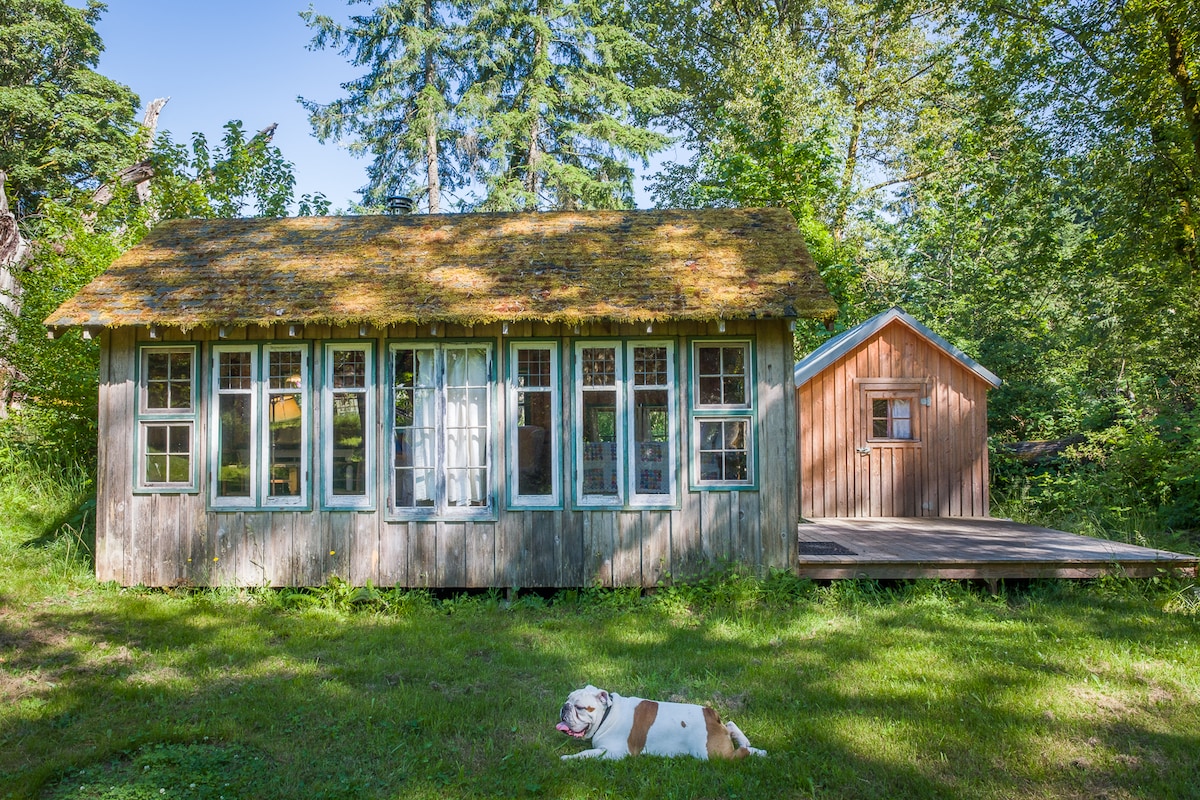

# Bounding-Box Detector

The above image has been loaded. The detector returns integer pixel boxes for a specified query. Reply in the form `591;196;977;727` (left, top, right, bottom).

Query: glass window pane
331;392;367;496
722;376;746;405
219;351;252;391
269;392;303;497
516;390;553;496
517;348;551;388
332;349;366;389
581;348;616;387
146;352;170;382
697;346;720;375
270;350;304;390
217;394;252;497
582;390;618;495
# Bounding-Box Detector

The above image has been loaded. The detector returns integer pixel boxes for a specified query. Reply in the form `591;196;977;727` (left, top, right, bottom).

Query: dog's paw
748;747;767;757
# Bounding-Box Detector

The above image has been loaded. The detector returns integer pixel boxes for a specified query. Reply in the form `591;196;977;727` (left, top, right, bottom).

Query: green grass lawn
3;465;1200;799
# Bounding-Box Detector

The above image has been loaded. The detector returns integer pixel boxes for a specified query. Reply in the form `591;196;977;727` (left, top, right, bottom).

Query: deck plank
798;517;1198;580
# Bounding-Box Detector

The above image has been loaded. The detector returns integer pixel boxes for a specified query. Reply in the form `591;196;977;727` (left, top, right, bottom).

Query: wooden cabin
794;308;1001;519
46;208;836;588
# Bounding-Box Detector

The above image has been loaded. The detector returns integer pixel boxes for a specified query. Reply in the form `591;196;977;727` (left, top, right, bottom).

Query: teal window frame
386;340;496;521
507;340;562;509
208;342;312;510
134;343;200;494
573;339;678;509
322;341;376;510
689;339;757;491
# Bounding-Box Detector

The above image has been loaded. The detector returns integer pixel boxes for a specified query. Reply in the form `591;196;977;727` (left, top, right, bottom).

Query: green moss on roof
45;208;836;330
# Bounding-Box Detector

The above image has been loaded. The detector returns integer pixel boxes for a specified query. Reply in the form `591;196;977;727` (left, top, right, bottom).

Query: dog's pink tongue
556;723;572;734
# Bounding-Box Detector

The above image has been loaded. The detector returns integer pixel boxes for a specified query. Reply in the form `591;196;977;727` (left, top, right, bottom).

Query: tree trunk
424;0;441;214
0;171;29;417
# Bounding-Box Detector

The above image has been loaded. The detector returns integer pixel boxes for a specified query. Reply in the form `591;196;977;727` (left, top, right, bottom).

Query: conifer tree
460;0;674;210
301;0;464;211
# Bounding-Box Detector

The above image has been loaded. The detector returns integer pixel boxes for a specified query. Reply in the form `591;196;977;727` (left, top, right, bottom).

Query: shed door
856;386;922;516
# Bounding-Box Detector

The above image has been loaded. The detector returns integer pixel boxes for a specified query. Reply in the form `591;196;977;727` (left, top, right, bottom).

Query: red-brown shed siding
797;315;995;518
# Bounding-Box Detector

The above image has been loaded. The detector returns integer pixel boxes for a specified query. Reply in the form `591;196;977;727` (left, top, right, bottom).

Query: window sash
324;343;375;508
573;341;676;507
140;421;194;487
694;417;753;486
508;342;561;506
209;343;310;508
136;344;198;491
693;341;751;409
389;342;493;518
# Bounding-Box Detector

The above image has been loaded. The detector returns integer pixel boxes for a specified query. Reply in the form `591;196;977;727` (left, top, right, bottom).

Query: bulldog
556;685;767;760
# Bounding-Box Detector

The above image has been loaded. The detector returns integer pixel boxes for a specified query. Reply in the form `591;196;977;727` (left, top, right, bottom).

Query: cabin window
323;343;375;508
574;341;676;507
389;342;493;518
865;393;918;441
690;340;755;488
136;345;198;492
508;342;561;506
210;343;311;508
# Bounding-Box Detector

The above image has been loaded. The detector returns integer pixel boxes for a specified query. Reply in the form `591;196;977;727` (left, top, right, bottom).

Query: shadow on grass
1;586;1197;799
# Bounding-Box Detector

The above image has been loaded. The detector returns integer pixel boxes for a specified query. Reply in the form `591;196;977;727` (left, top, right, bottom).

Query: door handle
856;446;871;455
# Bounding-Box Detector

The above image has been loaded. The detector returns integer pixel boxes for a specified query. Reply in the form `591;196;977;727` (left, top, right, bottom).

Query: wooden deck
797;517;1199;580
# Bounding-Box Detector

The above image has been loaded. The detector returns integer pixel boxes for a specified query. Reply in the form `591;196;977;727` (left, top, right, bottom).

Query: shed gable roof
45;208;836;331
794;307;1001;388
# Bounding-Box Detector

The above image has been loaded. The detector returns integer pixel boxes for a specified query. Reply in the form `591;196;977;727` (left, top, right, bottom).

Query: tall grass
0;450;96;596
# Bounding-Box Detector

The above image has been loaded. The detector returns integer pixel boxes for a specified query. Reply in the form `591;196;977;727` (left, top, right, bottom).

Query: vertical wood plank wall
95;319;798;587
798;320;991;518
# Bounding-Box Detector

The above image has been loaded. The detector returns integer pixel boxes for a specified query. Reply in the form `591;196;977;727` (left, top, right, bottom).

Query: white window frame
323;342;376;509
573;340;677;508
690;339;756;489
507;341;561;507
388;341;495;519
135;344;199;493
208;343;311;509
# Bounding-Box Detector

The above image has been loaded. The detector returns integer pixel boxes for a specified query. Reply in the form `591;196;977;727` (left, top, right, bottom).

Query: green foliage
150;121;329;219
308;0;678;211
992;406;1200;552
0;0;140;213
0;202;149;463
300;0;467;211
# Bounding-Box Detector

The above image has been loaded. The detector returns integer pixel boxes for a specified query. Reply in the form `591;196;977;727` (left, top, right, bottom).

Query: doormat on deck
799;541;858;556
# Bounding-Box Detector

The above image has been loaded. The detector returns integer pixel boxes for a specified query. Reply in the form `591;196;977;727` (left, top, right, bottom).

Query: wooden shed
795;307;1001;519
46;208;836;588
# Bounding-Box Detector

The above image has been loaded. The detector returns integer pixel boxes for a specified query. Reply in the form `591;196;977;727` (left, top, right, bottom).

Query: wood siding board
615;511;640;587
438;520;466;587
559;510;584;587
530;511;558;588
265;512;290;587
105;328;135;584
380;522;408;587
642;510;669;587
411;521;437;587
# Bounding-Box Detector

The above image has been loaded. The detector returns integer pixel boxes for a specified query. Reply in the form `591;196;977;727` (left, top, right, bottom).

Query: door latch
856;446;871;455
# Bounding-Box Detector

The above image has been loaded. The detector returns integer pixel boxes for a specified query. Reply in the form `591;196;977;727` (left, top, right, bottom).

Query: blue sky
90;1;676;212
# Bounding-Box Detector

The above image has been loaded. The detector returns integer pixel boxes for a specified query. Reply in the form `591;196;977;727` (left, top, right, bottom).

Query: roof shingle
45;208;836;330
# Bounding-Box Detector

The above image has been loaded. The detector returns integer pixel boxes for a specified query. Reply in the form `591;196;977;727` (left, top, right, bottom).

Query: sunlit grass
3;461;1200;799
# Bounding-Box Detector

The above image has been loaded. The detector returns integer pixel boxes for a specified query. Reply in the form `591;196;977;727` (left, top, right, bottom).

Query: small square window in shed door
864;390;920;443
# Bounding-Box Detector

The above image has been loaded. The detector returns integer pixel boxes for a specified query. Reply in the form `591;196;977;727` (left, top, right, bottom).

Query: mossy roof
45;208;836;331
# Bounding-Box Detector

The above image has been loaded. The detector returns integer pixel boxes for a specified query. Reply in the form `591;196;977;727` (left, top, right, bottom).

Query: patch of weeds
42;741;271;800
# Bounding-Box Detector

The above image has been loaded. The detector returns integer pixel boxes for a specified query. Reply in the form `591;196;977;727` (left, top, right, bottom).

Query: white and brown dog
556;685;767;760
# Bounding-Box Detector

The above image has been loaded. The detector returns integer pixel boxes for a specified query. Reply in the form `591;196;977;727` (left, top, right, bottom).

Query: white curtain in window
891;399;912;439
445;348;488;506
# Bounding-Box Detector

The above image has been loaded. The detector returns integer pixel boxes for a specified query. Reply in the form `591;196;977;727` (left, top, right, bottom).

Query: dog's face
556;685;611;739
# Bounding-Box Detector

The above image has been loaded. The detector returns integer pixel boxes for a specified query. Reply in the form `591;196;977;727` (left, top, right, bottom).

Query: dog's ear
596;689;611;707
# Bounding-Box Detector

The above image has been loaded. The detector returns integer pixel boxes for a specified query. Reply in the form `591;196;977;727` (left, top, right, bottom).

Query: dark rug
799;540;858;557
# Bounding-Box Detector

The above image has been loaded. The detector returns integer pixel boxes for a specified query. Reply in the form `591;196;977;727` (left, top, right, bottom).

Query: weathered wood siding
95;319;798;587
798;319;991;518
